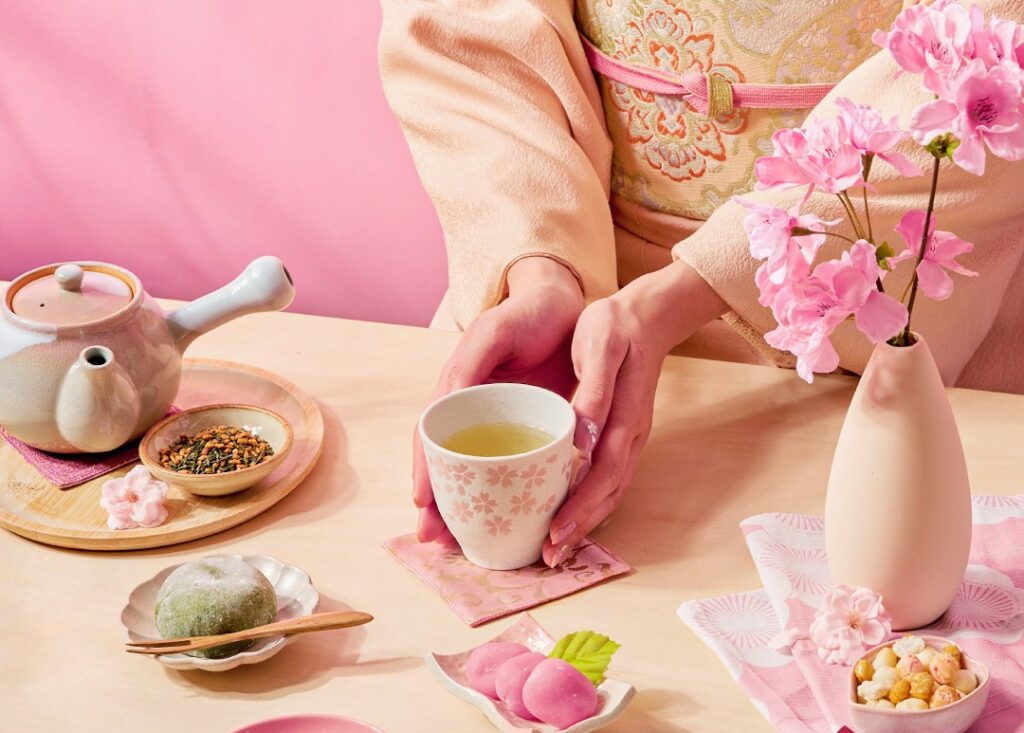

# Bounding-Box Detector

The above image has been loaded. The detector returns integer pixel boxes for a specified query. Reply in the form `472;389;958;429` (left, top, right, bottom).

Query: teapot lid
10;264;134;326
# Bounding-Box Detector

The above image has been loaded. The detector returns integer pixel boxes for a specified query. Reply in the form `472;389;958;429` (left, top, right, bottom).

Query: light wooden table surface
2;308;1022;732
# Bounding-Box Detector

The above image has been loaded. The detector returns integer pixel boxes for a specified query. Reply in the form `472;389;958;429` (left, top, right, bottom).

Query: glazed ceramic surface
0;359;324;551
231;715;386;733
120;553;319;672
427;613;635;733
419;384;575;570
825;336;972;629
848;636;990;733
140;404;293;496
0;257;294;453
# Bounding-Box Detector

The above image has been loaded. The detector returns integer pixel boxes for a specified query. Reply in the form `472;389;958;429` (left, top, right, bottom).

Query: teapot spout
56;346;141;453
166;256;295;352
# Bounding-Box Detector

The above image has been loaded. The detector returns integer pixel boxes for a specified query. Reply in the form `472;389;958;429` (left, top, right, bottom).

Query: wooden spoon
126;610;373;655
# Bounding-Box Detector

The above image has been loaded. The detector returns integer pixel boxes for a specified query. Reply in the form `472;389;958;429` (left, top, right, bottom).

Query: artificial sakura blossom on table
809;585;893;666
739;0;1024;382
100;465;169;530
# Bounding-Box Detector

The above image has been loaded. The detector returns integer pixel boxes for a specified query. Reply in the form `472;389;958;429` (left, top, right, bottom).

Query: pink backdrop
0;1;447;325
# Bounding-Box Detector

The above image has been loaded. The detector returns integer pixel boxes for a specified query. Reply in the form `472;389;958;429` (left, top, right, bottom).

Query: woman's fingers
416;502;449;543
412;309;517;542
412;428;433;509
571;310;629;451
545;398;637;562
439;309;514;392
542;433;645;566
546;348;656;567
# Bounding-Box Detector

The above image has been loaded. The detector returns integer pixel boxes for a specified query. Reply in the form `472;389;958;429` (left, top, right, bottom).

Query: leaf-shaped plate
426;614;635;733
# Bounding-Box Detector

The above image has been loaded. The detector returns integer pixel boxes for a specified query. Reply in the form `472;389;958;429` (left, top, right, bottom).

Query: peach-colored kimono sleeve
378;0;618;329
673;0;1024;389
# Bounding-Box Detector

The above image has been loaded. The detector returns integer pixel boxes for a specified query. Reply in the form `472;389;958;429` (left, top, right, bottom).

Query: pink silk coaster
384;534;632;627
679;495;1024;733
0;408;179;490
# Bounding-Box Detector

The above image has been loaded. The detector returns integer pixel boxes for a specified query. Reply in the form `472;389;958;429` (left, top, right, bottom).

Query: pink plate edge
230;714;386;733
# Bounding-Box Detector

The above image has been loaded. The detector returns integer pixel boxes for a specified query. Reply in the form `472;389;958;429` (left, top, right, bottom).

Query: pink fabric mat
0;408;179;489
679;495;1024;733
384;534;631;627
1;427;144;489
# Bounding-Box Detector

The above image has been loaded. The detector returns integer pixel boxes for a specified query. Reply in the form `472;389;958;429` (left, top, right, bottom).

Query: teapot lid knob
54;264;85;292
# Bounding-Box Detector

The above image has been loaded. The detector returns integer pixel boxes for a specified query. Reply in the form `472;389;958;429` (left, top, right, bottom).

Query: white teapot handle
165;257;295;352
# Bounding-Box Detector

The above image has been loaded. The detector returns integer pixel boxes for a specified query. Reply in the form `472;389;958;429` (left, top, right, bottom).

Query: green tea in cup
442;422;553;457
419;383;576;570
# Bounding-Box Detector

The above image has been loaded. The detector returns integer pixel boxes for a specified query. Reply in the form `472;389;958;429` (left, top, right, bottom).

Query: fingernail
550;544;573;568
551;521;576;546
574;417;600;454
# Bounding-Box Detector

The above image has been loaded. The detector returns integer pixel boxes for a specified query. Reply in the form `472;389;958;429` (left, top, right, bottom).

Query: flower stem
860;189;876;243
900;154;942;345
804;230;859;244
836;193;866;241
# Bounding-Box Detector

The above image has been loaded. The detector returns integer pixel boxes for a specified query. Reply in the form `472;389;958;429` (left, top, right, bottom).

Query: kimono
379;0;1024;393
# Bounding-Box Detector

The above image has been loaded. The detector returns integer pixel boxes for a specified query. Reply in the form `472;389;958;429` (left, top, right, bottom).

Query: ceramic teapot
0;257;295;453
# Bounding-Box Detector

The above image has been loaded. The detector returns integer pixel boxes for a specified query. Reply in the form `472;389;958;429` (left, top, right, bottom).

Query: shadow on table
604;686;703;732
595;376;855;570
163;592;420;697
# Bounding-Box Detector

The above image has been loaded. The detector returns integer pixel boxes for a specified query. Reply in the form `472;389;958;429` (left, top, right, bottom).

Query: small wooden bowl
140;405;293;496
848;635;990;733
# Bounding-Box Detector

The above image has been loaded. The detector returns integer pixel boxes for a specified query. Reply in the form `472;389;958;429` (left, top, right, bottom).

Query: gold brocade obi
575;0;903;220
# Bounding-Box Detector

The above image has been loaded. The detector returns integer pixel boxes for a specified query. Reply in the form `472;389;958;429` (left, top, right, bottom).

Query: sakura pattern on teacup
429;452;573;535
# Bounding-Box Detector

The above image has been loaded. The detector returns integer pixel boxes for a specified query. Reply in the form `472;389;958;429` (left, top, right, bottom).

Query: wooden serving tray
0;359;324;551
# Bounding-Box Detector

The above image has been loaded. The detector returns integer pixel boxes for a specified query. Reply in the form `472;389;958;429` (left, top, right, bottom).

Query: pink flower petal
876;151;924;177
916;259;956;299
855;291;909;343
953;132;988;175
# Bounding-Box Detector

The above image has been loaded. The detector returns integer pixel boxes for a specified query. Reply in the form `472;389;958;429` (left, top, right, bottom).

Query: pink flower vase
825;334;971;630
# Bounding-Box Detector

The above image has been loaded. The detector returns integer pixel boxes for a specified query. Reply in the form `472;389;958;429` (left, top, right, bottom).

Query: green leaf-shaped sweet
548;631;621;686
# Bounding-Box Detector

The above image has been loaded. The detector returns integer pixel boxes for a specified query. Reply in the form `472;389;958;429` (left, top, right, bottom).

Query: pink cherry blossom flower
968;6;1024;75
765;241;908;382
910;59;1024;174
889;209;977;299
99;465;169;530
735;197;839;304
755;118;863;194
471;492;497;515
873;0;973;96
809;585;892;666
485;515;512;536
834;97;923;177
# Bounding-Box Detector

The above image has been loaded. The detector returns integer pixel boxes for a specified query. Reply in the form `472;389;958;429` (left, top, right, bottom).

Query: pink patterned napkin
680;495;1024;733
384;534;632;627
0;408;179;489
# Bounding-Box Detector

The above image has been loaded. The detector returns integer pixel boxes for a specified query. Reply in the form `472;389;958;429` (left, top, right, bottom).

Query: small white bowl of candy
849;634;989;733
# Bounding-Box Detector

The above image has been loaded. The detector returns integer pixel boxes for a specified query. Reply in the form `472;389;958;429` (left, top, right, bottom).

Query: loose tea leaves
159;425;273;475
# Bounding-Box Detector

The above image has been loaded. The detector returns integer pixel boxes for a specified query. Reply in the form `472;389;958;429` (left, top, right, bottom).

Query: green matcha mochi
154;557;277;659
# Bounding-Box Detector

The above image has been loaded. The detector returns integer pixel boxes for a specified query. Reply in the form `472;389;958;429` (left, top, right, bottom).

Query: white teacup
419;383;576;570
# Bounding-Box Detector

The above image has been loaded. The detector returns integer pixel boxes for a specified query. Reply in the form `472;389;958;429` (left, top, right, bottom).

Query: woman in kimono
379;0;1024;565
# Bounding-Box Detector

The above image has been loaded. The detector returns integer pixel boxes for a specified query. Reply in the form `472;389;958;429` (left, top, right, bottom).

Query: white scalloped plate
120;553;319;671
426;614;635;733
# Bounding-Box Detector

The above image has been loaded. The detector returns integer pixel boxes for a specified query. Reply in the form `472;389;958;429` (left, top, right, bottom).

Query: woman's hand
542;261;728;566
414;257;586;543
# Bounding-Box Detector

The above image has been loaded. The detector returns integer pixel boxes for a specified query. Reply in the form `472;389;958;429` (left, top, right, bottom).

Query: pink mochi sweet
522;657;599;729
495;651;547;720
465;642;530;699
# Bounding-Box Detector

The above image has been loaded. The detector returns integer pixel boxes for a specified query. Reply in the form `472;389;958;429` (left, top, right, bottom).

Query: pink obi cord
580;33;835;117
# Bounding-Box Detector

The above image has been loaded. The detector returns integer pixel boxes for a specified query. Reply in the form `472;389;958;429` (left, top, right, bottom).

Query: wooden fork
126;610;373;655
